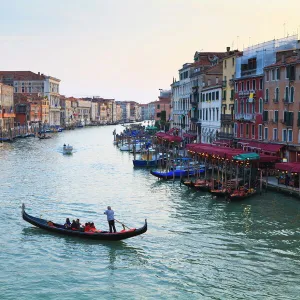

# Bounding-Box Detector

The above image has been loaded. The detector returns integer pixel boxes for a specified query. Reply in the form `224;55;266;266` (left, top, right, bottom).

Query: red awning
259;155;281;163
183;133;197;139
275;162;300;173
242;141;284;153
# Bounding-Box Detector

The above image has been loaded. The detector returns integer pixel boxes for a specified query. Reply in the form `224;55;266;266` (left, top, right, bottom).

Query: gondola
22;204;147;241
38;136;52;140
209;188;230;197
227;188;257;202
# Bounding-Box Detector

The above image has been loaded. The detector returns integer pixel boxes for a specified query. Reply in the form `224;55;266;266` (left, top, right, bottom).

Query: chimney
226;47;230;53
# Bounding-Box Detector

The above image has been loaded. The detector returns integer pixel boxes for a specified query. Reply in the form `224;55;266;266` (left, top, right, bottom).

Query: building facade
0;83;15;133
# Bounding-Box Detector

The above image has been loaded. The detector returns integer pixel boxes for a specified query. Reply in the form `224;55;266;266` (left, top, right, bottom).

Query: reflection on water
1;125;300;299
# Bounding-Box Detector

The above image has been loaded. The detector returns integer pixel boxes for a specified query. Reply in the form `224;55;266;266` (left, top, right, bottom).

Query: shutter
284;111;287;123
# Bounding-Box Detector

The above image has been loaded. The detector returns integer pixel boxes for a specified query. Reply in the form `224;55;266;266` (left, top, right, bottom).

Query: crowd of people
64;218;98;232
62;206;117;233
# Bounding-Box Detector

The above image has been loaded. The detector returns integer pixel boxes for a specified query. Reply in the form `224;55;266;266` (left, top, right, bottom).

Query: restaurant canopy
239;141;284;154
155;132;182;143
275;162;300;173
233;153;260;161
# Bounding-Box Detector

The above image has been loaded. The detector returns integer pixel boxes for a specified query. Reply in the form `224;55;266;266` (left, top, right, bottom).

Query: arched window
290;86;294;103
275;87;279;102
265;89;269;102
234;99;238;114
285;86;289;102
241;100;244;114
259;98;263;114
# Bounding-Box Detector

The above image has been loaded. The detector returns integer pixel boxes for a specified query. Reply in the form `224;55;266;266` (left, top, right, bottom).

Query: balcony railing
217;132;234;139
221;114;233;121
235;113;256;121
238;90;256;97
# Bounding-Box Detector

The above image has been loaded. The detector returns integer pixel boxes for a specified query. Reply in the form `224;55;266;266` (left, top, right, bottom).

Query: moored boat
227;188;257;201
150;167;204;180
22;204;147;241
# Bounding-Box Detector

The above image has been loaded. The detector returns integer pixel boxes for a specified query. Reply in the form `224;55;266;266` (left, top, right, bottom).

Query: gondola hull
150;169;204;180
228;190;257;202
22;204;147;241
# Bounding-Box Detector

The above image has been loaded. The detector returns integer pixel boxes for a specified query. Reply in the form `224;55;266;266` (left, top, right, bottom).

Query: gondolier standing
104;206;116;233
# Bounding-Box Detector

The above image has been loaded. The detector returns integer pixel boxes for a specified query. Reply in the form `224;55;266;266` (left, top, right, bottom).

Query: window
252;100;255;114
246;102;249;114
247;81;250;91
156;113;161;118
274;110;278;123
259;98;263;113
290;86;294;103
252;80;256;91
275;88;279;102
234;123;238;137
241;82;244;91
264;127;268;140
14;87;17;93
209;93;212;101
265;89;269;102
224;60;227;68
157;104;160;109
266;70;269;81
212;92;215;100
246;124;249;136
276;68;280;80
288;129;293;142
263;110;269;122
212;108;215;121
285;86;289;102
252;124;255;137
216;77;219;84
258;124;262;139
230;89;234;100
282;129;287;142
216;91;219;100
240;123;244;137
234;100;238;113
22;87;25;93
209;109;211;120
232;57;235;66
259;78;263;90
273;128;278;140
235;83;238;92
241;100;244;114
223;90;226;100
216;108;219;121
271;69;275;81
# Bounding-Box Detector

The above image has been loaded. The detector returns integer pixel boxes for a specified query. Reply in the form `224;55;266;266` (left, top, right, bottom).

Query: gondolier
104;206;116;233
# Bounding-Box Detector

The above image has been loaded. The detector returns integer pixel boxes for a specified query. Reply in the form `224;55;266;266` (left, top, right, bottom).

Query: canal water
1;125;300;300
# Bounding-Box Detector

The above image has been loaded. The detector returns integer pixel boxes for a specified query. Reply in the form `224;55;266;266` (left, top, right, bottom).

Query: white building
76;99;91;125
200;84;222;143
171;63;192;133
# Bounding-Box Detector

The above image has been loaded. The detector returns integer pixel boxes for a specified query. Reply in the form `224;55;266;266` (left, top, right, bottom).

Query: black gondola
38;136;52;139
227;189;257;202
22;204;147;241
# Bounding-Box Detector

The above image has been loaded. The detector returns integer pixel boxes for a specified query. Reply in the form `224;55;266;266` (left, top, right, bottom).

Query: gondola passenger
64;218;71;229
71;220;77;230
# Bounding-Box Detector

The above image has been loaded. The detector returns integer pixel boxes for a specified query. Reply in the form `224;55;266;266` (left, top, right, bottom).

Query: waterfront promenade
1;125;300;299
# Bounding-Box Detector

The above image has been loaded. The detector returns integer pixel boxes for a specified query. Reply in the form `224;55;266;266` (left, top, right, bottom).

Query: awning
243;141;284;153
183;133;197;139
275;162;300;173
233;153;260;161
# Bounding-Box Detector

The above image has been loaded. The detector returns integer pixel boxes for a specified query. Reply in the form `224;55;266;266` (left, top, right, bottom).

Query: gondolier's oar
115;219;131;230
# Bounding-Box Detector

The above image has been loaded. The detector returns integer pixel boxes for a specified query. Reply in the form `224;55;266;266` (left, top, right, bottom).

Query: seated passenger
71;220;77;230
90;222;96;232
84;222;91;232
64;218;71;229
75;219;81;228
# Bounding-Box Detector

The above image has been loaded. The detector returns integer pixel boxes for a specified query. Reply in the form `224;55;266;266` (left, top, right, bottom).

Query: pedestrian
104;206;116;233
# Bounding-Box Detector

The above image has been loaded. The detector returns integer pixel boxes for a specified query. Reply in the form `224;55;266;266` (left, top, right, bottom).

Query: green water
1;125;300;300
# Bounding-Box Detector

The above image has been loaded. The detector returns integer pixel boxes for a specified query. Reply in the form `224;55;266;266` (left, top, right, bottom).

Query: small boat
38;135;52;140
227;188;257;201
209;188;230;197
22;204;147;241
133;150;159;167
150;167;205;180
63;144;73;155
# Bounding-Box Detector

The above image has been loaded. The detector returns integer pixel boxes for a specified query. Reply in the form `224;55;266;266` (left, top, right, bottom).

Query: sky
0;0;300;103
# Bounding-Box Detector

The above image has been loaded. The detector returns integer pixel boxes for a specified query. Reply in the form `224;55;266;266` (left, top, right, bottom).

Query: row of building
0;71;172;134
169;35;300;162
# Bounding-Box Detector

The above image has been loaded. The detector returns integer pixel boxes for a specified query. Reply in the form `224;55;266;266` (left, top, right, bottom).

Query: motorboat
63;144;73;155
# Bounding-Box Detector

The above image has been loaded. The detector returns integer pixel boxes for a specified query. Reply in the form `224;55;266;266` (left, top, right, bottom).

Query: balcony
221;114;233;122
217;132;234;139
282;98;293;105
238;90;256;97
235;113;256;122
280;119;293;127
